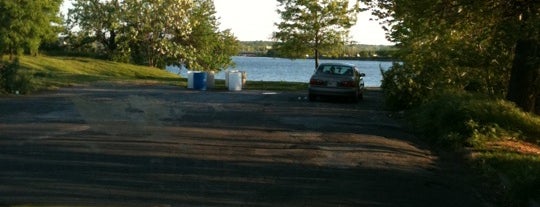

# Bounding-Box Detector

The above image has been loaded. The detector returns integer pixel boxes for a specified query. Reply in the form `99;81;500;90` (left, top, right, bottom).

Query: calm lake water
167;56;394;87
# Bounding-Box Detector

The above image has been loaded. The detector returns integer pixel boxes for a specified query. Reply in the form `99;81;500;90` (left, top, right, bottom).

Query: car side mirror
359;73;366;77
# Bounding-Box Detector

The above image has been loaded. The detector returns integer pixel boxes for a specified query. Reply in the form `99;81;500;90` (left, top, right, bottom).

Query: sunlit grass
18;55;183;91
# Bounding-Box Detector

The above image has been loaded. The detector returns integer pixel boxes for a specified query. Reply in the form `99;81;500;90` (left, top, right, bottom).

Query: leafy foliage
66;0;122;58
273;0;362;68
66;0;238;70
380;63;426;109
0;0;63;58
364;0;539;111
182;0;239;71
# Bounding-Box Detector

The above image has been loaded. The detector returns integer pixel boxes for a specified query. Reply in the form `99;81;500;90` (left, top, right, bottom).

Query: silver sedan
308;63;365;102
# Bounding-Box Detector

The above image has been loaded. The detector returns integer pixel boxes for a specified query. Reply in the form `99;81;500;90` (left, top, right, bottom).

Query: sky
213;0;392;45
61;0;393;45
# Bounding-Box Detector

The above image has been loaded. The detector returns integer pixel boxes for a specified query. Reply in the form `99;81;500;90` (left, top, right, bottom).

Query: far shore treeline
238;41;397;60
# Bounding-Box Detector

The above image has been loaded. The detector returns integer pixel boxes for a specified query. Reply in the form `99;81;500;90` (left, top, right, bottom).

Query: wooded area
1;0;239;71
363;0;539;114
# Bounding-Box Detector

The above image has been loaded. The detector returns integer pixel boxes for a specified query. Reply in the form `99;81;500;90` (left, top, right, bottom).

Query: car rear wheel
351;90;360;103
309;93;316;102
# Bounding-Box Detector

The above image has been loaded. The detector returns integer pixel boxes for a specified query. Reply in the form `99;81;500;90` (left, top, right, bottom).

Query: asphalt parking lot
0;84;484;206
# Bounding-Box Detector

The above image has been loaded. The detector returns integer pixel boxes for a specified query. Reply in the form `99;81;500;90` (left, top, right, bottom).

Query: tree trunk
536;95;540;115
9;47;14;61
506;39;540;114
314;49;320;70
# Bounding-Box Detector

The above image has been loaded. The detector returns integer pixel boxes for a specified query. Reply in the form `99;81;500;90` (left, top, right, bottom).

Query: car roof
318;63;356;68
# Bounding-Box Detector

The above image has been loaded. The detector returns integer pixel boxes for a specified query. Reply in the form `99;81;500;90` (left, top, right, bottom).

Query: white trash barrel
225;70;238;88
228;71;243;91
206;71;215;89
187;71;194;89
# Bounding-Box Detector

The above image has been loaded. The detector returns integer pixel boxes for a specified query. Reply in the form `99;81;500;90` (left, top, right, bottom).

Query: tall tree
180;0;239;71
504;1;540;114
121;0;195;68
67;0;122;58
67;0;239;70
364;0;539;113
0;0;63;59
273;0;361;69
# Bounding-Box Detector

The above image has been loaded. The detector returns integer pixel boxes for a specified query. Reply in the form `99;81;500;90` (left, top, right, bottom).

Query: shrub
0;59;33;94
380;63;429;110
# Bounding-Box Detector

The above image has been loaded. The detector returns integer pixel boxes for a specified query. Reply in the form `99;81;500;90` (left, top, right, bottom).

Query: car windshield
317;65;354;76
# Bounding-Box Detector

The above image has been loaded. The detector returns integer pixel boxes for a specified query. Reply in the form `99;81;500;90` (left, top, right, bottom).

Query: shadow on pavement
0;85;483;206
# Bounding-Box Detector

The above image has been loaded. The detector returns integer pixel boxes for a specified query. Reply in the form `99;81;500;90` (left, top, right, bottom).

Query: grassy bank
5;55;307;93
404;91;540;206
16;55;182;91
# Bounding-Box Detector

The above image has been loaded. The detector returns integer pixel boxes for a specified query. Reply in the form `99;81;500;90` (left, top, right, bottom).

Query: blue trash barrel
193;72;207;90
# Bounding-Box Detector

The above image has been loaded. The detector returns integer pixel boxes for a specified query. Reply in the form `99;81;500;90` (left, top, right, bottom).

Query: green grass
406;90;540;206
408;91;540;147
474;149;540;206
11;55;308;93
17;55;183;91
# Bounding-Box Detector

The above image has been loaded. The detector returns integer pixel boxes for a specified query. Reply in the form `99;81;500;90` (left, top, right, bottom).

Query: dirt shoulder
0;84;486;206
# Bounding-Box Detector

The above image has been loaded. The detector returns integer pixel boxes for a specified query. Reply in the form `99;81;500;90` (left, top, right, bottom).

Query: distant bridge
237;52;261;57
